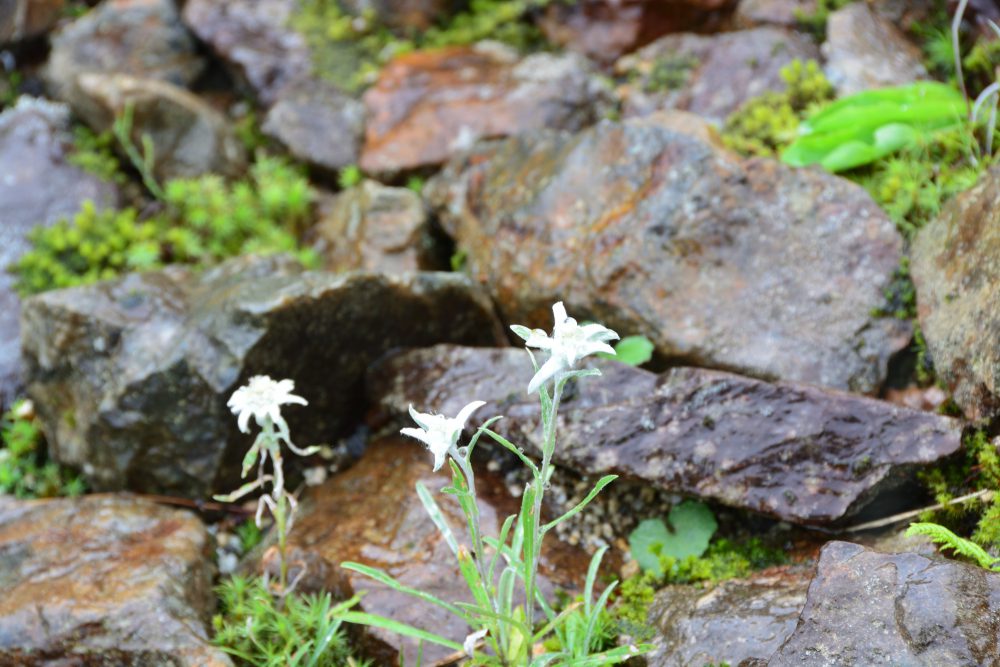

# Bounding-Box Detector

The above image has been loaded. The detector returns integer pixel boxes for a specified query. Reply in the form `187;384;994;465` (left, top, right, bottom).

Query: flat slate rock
368;345;963;525
427;114;909;394
912;166;1000;421
767;541;1000;666
22;256;504;497
0;494;229;666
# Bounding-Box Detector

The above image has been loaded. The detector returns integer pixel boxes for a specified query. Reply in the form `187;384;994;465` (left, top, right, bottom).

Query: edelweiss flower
463;628;488;656
228;375;308;434
511;302;619;394
400;401;486;471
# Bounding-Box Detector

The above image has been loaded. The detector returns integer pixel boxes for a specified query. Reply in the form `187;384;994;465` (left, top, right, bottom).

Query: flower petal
407;404;434;430
552;301;568;324
400;426;434;448
464;628;488;656
454;400;486;429
527;354;565;394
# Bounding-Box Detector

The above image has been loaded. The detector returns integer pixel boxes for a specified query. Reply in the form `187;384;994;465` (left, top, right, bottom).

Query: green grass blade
341;611;463;651
543;475;617;533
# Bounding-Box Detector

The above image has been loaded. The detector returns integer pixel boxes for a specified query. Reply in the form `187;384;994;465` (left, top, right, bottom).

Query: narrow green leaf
340;562;468;619
341;611;463;651
415;480;459;556
543;475;617;533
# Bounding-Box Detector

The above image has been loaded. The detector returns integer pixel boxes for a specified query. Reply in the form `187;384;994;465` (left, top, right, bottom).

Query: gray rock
768;541;1000;666
0;0;63;45
912;166;1000;420
21;255;505;497
732;0;816;28
367;345;963;525
615;27;820;124
0;494;230;666
822;2;927;95
427;115;909;394
73;73;246;181
0;97;118;408
262;78;365;173
45;0;205;111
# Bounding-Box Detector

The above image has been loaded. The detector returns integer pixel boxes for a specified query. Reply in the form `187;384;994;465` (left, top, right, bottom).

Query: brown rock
0;494;230;666
615;27;820;124
768;541;1000;665
0;97;118;408
538;0;738;65
44;0;205;110
342;0;459;31
73;73;247;181
426;115;909;393
911;166;1000;421
733;0;816;28
0;0;63;45
647;566;812;667
822;2;927;95
287;437;592;665
360;45;612;175
313;180;442;273
367;345;963;525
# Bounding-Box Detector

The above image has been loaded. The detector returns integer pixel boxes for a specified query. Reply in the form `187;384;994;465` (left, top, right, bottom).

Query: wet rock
537;0;737;65
646;566;812;667
44;0;205;111
427;115;909;393
822;2;927;95
615;27;819;124
313;180;442;273
287;437;591;665
360;45;613;175
73;73;246;181
262;77;365;173
181;0;312;106
21;255;504;497
911;167;1000;421
768;541;1000;665
0;0;63;45
0;97;118;408
732;0;815;28
0;494;229;666
368;345;963;525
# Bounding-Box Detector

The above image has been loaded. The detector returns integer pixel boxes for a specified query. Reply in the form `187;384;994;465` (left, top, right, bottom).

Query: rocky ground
3;0;1000;665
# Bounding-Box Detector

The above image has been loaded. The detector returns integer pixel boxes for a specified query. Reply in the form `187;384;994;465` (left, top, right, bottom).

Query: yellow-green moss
795;0;856;40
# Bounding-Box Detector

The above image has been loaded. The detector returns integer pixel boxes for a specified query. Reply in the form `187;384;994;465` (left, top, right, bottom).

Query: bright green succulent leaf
629;501;718;574
599;335;654;366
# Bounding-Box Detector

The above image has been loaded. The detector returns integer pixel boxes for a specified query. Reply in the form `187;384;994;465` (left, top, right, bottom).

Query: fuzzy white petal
527;355;565;394
454;400;486;431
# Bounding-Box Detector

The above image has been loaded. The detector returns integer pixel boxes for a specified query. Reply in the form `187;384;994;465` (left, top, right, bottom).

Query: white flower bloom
511;302;619;394
463;628;488;655
400;401;486;471
228;375;308;434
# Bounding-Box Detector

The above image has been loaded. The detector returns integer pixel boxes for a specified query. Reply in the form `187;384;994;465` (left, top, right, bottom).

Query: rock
822;2;927;95
0;494;230;666
360;45;613;175
768;541;1000;665
646;566;812;667
313;180;443;273
262;78;365;173
342;0;458;31
0;97;118;408
181;0;312;107
0;0;63;45
73;73;247;181
286;437;591;665
427;115;909;393
537;0;737;65
732;0;815;28
21;255;505;497
615;27;820;124
44;0;205;111
367;345;963;525
911;167;1000;421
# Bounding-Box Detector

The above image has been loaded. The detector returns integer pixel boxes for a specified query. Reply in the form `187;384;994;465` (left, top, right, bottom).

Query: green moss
795;0;856;40
722;59;834;158
0;70;22;108
0;400;86;499
68;126;127;184
337;164;363;190
233;107;269;155
13;155;319;295
638;52;699;94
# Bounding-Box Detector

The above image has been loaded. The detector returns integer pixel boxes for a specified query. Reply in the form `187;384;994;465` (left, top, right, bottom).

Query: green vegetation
628;501;718;575
906;522;1000;570
0;70;22;108
213;575;367;667
795;0;856;40
722;59;834;158
13;155;318;295
236;519;264;553
599;335;654;367
68;126;126;184
0;400;85;499
337;165;363;190
639;52;699;94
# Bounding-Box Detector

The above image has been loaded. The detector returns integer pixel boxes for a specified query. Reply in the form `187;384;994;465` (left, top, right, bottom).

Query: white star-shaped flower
400;401;486;471
463;628;488;656
511;302;620;394
227;375;308;434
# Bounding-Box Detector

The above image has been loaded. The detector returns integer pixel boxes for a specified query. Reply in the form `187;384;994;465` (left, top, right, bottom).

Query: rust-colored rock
537;0;738;65
287;437;592;665
911;166;1000;421
360;45;612;175
768;541;1000;665
0;494;230;666
0;0;63;45
367;345;963;525
615;27;819;123
427;115;909;393
313;180;443;273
